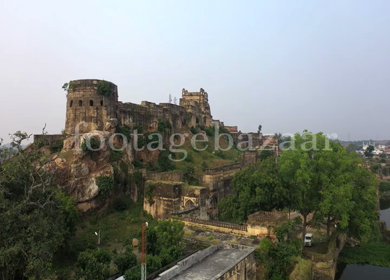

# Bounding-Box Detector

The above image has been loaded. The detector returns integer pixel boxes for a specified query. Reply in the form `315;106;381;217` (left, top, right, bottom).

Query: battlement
181;87;208;98
65;80;214;134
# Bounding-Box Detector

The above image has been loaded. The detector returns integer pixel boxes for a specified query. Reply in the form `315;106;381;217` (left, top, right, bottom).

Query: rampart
65;80;214;135
33;134;66;146
181;217;272;238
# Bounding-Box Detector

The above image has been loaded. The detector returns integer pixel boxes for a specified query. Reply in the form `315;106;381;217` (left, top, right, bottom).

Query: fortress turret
65;79;118;134
179;88;213;127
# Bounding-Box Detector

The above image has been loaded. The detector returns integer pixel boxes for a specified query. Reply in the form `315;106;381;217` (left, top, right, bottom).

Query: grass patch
339;242;390;267
289;257;312;280
174;131;242;174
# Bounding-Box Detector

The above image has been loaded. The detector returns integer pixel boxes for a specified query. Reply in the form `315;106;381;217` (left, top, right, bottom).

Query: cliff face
45;131;127;212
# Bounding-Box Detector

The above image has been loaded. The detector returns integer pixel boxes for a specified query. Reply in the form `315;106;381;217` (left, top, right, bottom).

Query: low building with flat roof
155;243;256;280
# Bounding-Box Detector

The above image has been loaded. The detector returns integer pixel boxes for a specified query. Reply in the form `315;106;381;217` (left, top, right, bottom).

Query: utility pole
141;222;148;280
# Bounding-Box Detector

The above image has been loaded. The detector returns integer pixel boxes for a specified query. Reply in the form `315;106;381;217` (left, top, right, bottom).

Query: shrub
117;125;132;141
146;133;162;149
97;81;115;97
380;181;390;192
112;197;132;212
215;150;226;159
157;151;175;172
133;158;144;169
147;255;162;273
201;161;209;172
97;176;114;199
184;153;194;163
82;137;101;154
190;126;198;134
260;149;273;160
124;265;141;280
133;171;143;187
110;149;124;162
50;140;63;153
200;125;214;136
183;166;199;185
76;249;111;280
114;249;137;275
158;120;172;133
145;183;155;205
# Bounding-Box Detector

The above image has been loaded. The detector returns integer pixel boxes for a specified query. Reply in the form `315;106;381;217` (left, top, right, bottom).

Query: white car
304;233;313;247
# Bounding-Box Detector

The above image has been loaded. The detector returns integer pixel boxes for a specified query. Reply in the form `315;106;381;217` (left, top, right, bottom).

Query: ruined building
65;79;213;134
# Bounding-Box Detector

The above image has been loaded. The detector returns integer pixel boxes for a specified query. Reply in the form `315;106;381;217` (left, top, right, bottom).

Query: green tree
0;132;79;279
219;157;286;222
114;248;137;275
155;220;185;250
76;249;111;280
279;131;328;240
346;143;357;154
146;255;162;273
124;265;141;280
365;145;375;158
260;148;273;160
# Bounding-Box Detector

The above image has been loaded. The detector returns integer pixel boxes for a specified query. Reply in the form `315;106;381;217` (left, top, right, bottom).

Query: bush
114;249;137;275
145;183;155;205
200;125;214;136
117;125;132;141
184;153;194;163
50;140;63;153
146;133;162;149
183;166;199;185
82;137;101;155
133;158;144;169
215;150;226;159
76;249;111;280
147;255;162;273
158;120;172;133
160;246;182;266
124;265;141;280
133;171;143;187
201;161;209;172
190;126;198;134
260;149;273;160
380;181;390;192
157;151;175;172
97;176;114;199
97;81;115;97
112;197;132;212
110;149;124;162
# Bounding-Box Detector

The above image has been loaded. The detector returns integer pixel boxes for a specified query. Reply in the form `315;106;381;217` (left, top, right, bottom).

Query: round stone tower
65;79;118;134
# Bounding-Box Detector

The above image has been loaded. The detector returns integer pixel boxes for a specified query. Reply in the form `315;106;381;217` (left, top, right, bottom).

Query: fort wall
65;80;214;135
65;79;118;134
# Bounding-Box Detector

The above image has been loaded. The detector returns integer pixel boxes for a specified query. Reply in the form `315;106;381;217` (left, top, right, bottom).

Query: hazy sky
1;0;389;142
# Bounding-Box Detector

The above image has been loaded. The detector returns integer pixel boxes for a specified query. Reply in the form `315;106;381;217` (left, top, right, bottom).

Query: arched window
69;100;73;107
100;100;103;106
90;100;94;106
79;100;83;106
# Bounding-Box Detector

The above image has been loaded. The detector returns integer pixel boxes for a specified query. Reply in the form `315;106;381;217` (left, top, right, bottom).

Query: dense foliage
0;132;79;279
96;176;114;199
339;242;390;267
97;80;115;97
219;131;380;242
76;249;111;280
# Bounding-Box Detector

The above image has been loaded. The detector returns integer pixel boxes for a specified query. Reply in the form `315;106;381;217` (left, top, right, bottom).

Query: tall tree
219;157;286;222
0;132;79;279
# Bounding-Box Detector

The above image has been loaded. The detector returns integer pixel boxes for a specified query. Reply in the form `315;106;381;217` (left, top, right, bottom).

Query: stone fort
65;79;213;134
57;79;279;223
